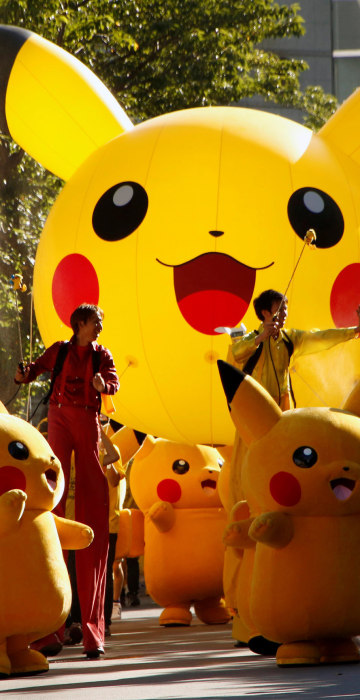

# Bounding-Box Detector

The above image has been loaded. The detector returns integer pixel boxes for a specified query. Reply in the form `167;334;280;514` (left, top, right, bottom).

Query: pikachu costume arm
53;514;94;550
148;501;175;533
249;512;294;549
223;519;255;549
223;499;255;549
116;508;144;558
0;489;26;536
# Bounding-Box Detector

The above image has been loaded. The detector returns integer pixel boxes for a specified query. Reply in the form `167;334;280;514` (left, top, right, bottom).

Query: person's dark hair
253;290;286;321
70;304;104;334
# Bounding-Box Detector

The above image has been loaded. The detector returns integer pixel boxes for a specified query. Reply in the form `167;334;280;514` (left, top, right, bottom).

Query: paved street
0;598;360;699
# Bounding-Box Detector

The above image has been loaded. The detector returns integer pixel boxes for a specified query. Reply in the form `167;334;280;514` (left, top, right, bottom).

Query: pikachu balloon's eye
172;459;190;475
8;441;29;460
287;187;343;248
293;446;318;469
92;181;148;241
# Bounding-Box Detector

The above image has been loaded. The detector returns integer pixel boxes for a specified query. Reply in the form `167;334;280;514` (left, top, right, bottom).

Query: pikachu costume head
2;25;360;444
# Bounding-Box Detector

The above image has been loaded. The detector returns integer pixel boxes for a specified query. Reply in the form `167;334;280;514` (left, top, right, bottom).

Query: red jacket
25;338;119;410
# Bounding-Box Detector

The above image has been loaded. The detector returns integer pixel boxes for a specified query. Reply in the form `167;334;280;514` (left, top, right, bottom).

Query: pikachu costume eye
287;187;344;248
92;181;148;241
292;446;318;468
8;440;29;460
172;459;190;475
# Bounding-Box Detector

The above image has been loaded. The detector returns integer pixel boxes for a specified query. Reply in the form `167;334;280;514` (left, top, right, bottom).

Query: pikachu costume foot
159;605;192;627
194;597;231;625
276;641;322;667
318;638;360;665
0;649;11;678
277;638;360;667
9;648;49;676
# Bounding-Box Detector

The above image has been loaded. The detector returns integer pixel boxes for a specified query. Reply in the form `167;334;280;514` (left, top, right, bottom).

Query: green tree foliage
0;0;337;417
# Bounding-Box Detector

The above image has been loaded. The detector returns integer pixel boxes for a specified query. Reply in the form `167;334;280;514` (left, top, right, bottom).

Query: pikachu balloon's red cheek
52;254;99;327
157;479;182;503
270;471;301;507
0;467;26;496
330;263;360;328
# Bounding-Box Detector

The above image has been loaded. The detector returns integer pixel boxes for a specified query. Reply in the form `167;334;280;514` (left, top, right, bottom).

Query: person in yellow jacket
229;289;360;411
224;288;360;654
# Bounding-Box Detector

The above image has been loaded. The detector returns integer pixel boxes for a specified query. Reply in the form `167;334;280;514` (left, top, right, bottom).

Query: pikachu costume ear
0;25;133;181
111;427;146;466
217;360;282;446
342;379;360;417
319;88;360;167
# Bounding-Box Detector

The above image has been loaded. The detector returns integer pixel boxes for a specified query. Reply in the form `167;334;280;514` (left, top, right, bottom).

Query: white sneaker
111;601;122;620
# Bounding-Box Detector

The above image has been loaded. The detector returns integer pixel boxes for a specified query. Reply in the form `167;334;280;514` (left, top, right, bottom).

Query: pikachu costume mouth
201;478;217;495
45;468;58;492
330;477;356;501
158;252;274;335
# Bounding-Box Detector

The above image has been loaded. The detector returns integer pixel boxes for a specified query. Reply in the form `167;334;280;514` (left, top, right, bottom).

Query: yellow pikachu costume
218;360;360;666
122;436;230;626
0;414;93;676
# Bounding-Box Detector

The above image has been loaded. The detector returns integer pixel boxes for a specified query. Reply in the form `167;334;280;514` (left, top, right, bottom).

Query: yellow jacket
229;326;357;409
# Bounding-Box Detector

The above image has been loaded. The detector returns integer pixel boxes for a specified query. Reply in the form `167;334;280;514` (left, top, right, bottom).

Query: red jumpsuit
25;338;119;652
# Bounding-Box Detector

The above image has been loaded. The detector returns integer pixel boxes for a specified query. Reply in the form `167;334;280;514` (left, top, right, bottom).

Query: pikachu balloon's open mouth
330;477;356;501
158;252;274;335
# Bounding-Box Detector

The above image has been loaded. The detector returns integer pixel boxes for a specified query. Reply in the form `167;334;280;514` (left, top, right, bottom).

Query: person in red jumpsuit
14;304;119;658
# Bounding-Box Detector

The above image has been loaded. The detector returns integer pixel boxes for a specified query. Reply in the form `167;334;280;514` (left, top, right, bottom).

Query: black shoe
64;622;83;646
128;593;140;607
104;626;111;638
248;636;280;656
85;647;105;660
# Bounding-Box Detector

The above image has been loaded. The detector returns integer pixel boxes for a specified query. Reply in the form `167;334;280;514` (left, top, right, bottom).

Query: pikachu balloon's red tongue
173;252;256;335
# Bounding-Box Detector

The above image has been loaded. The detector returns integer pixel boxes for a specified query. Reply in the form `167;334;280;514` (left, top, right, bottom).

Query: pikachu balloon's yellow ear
0;25;133;181
217;360;281;446
319;88;360;167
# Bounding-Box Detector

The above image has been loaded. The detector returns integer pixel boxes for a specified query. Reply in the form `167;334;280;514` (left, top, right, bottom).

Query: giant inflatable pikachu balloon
218;360;360;667
2;25;360;444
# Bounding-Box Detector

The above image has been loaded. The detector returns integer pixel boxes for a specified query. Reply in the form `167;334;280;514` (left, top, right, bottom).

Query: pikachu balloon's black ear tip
217;360;245;406
0;25;31;135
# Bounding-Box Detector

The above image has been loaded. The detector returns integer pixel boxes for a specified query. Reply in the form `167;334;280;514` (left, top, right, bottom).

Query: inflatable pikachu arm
248;512;294;549
0;25;133;181
148;500;176;533
0;489;26;536
223;499;255;549
111;427;147;467
116;508;144;559
53;514;94;550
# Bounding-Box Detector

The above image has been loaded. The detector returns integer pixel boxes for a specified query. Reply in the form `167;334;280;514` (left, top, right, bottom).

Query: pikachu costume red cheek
218;360;360;667
0;414;93;677
128;436;231;627
269;472;301;507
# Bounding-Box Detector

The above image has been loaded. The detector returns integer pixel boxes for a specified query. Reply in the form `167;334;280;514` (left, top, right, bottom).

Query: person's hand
256;319;280;344
93;372;105;392
14;364;30;383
